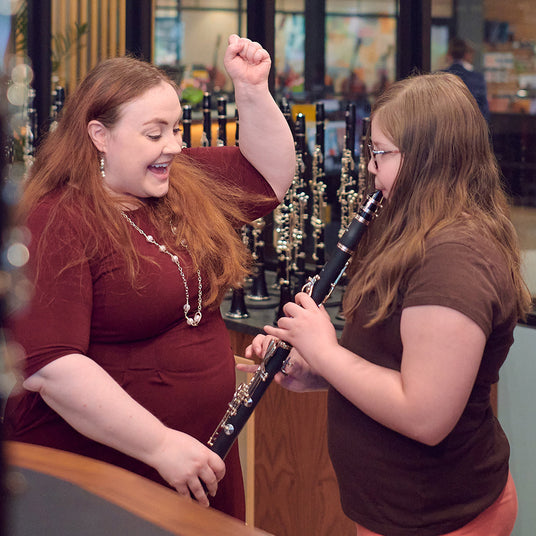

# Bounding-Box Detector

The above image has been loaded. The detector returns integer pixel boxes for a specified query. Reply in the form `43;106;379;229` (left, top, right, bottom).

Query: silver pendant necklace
121;211;203;327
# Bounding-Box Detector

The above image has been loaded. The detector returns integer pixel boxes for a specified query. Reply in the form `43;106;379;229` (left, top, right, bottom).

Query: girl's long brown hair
343;72;532;324
20;56;261;307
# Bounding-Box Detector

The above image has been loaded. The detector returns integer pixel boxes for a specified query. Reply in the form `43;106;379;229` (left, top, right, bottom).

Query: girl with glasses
244;72;531;535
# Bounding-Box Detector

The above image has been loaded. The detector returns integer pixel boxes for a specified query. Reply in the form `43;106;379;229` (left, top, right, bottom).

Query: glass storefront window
274;8;305;95
154;0;246;102
480;2;536;301
274;0;397;100
428;0;535;305
327;0;396;16
324;13;396;101
325;1;396;102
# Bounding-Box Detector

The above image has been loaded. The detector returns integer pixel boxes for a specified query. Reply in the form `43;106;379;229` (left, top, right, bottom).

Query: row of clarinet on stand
182;92;371;325
12;87;370;326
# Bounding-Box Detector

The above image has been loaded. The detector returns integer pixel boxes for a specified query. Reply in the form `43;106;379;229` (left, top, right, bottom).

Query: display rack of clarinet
8;86;533;327
180;93;374;325
5;85;376;326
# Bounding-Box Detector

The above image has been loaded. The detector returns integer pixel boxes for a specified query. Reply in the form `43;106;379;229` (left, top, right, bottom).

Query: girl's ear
87;120;108;153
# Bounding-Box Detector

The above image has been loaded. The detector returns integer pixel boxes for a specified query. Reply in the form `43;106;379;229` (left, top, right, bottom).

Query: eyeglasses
367;142;401;169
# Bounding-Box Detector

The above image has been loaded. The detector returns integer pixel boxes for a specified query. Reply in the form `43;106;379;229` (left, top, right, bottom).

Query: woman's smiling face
97;81;183;202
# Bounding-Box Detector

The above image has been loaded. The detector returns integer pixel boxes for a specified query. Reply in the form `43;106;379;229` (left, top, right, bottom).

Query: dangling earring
99;154;106;178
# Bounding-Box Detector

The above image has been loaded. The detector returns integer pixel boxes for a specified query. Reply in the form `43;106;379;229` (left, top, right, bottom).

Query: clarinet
290;112;309;294
337;102;359;238
201;92;212;147
207;190;383;460
356;117;370;205
182;105;192;148
23;89;37;171
226;105;250;319
337;114;370;321
272;99;295;310
216;96;227;147
55;86;65;115
49;86;65;132
226;226;250;319
310;102;327;274
335;104;359;319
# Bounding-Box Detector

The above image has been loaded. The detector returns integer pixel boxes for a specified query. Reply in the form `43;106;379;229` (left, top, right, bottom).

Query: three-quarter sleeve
183;146;280;220
10;203;93;377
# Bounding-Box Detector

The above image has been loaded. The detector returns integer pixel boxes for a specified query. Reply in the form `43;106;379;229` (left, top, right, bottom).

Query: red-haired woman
5;35;294;520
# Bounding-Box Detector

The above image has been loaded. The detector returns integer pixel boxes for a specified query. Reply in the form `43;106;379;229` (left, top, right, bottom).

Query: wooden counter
4;441;272;536
222;285;355;536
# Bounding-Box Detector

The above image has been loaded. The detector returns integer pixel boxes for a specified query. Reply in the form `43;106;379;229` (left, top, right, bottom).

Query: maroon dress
4;147;278;520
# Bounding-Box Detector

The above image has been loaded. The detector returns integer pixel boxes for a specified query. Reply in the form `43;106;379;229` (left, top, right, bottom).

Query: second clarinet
207;190;383;460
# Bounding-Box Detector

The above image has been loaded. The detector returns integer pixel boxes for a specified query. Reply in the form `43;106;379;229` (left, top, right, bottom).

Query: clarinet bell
247;265;270;301
226;287;250;319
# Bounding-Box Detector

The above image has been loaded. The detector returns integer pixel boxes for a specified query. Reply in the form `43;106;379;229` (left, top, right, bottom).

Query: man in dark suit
445;37;490;121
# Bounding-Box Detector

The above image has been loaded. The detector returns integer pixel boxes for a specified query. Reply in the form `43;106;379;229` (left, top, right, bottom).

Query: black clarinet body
217;96;227;146
311;101;327;273
337;102;358;236
208;190;383;460
226;106;250;319
182;105;192;148
357;116;370;202
291;112;309;294
202;92;212;147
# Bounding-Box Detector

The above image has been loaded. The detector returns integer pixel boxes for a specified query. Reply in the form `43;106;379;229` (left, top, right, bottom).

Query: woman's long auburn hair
20;56;258;307
343;72;532;324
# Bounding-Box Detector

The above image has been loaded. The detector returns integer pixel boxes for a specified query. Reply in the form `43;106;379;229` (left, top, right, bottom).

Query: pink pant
356;471;518;536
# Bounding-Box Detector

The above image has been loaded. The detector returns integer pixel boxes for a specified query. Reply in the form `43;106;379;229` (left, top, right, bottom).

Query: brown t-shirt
4;146;278;520
328;224;518;535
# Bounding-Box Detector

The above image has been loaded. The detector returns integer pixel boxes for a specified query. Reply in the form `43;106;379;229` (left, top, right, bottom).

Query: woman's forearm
23;353;170;465
23;353;226;504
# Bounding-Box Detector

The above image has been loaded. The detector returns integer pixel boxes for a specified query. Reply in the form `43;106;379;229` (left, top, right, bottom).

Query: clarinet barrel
208;190;383;460
226;286;249;319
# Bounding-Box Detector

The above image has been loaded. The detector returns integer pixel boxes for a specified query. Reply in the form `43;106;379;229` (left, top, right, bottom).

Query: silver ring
281;360;293;375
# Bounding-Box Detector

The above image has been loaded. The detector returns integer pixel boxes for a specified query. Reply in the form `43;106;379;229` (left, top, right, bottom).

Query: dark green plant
51;21;89;73
14;2;89;74
13;1;27;54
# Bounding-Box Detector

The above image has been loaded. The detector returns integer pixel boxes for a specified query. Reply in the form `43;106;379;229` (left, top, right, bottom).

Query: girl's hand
241;334;329;393
263;292;340;371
